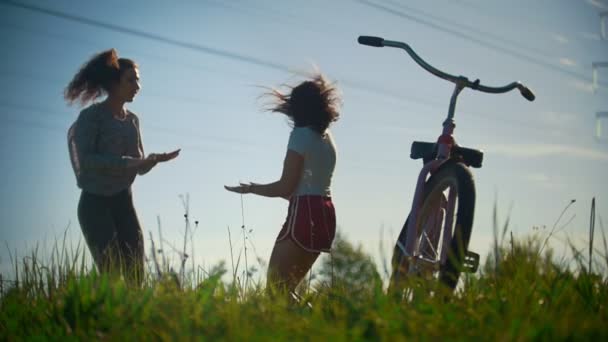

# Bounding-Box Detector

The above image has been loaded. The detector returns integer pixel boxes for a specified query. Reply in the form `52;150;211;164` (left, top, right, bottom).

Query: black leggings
78;189;144;284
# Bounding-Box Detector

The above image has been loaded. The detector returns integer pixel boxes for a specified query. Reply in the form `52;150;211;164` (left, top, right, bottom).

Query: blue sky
1;0;607;279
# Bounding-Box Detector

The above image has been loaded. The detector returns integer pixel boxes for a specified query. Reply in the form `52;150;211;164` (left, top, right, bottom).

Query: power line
0;1;590;137
200;0;604;91
2;0;605;140
3;115;66;134
200;0;335;37
0;21;253;82
0;1;452;109
0;0;293;74
0;22;549;135
0;107;262;157
0;62;580;144
356;0;608;87
241;0;556;64
0;0;543;102
0;102;414;171
0;66;577;139
379;0;555;61
0;67;232;113
429;0;578;43
0;100;265;152
0;88;587;152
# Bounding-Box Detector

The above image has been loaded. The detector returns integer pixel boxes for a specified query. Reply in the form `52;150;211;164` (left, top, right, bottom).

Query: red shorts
276;195;336;253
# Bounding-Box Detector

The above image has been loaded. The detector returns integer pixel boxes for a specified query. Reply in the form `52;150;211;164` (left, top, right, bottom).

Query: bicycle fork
401;80;479;273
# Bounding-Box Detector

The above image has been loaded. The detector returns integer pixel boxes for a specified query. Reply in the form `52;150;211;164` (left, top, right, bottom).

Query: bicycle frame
403;80;463;268
358;35;535;275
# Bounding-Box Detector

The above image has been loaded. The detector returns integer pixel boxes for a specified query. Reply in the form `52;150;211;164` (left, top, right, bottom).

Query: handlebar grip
519;85;536;101
358;36;384;47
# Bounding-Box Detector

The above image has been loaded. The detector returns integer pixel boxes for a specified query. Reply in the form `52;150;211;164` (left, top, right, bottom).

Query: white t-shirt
287;126;337;197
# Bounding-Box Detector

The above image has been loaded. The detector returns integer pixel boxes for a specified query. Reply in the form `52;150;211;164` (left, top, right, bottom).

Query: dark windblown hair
267;74;341;134
64;49;137;105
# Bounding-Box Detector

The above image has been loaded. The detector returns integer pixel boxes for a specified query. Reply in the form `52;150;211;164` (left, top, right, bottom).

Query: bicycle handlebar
358;35;535;101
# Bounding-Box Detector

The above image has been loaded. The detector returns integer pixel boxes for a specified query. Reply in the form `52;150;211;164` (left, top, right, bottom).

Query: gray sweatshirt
68;102;153;196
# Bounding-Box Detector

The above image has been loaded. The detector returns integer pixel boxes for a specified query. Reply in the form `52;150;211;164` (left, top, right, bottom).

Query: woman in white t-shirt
225;74;340;295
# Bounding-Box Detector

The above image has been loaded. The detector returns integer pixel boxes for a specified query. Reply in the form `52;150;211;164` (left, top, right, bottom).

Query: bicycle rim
415;174;459;279
389;161;475;295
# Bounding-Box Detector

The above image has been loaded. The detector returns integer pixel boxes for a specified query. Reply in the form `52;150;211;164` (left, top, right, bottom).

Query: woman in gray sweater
66;49;179;284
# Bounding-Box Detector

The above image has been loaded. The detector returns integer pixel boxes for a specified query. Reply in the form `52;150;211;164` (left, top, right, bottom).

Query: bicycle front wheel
389;161;476;292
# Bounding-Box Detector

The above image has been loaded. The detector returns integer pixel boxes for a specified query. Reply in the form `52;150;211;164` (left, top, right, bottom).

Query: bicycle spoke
420;230;439;260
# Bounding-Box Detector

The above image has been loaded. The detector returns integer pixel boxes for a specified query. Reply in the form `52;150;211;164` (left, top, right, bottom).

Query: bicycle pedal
462;251;480;273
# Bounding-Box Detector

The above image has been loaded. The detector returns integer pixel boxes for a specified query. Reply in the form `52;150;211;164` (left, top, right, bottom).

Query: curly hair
267;74;341;134
64;49;137;105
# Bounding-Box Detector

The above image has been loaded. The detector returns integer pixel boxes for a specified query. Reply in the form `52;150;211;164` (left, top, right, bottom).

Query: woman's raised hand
224;182;253;194
148;149;181;163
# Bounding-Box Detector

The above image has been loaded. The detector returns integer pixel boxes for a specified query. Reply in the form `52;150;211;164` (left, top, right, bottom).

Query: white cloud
580;31;601;41
552;34;569;44
570;80;595;93
538;111;578;126
524;173;560;190
559;58;577;67
525;173;551;183
482;143;608;161
586;0;608;10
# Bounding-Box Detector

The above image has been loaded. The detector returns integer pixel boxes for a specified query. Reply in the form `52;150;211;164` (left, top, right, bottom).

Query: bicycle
357;36;535;296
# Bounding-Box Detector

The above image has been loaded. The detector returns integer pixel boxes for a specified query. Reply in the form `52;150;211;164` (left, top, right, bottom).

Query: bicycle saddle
410;141;484;168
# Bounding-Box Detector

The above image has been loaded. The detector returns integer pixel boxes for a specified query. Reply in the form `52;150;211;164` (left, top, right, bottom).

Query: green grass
1;215;608;340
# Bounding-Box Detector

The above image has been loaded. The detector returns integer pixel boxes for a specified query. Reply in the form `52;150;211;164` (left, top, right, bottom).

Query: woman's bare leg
267;238;320;295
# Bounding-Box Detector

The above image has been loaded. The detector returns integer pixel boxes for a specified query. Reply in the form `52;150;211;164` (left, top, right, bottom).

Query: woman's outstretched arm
225;150;303;199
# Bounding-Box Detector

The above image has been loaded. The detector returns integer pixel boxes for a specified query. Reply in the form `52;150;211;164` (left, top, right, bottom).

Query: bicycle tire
389;160;475;292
